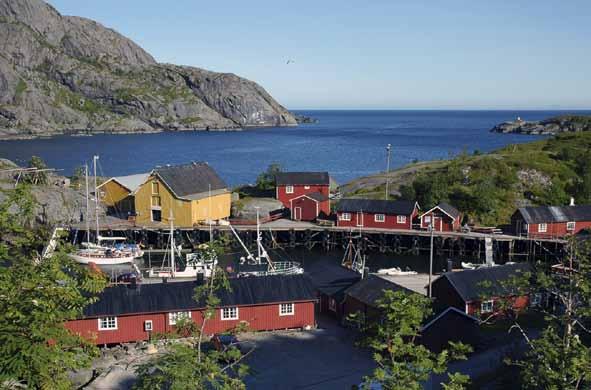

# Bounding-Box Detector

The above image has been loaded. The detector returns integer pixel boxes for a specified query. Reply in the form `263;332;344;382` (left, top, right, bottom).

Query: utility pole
385;144;392;200
428;222;434;298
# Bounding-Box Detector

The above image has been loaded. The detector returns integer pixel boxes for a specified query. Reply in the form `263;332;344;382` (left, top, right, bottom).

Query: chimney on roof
570;197;575;206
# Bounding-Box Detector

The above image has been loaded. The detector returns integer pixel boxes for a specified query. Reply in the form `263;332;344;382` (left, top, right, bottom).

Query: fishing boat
229;209;303;277
148;211;217;279
376;267;417;276
69;155;140;266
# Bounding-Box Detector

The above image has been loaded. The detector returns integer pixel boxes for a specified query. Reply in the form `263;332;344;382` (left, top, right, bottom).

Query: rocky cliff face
491;115;591;135
0;0;296;139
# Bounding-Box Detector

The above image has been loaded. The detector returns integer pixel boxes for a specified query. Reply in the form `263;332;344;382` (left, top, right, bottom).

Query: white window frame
538;223;547;233
531;293;542;307
304;185;310;190
98;316;117;330
221;307;239;321
144;320;153;332
285;185;294;194
168;311;191;325
374;214;385;223
279;303;295;316
566;221;576;231
340;212;351;221
397;215;407;224
481;300;494;313
328;298;337;312
424;215;431;224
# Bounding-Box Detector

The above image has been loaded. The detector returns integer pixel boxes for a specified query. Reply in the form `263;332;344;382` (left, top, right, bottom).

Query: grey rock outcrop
0;0;296;139
491;115;591;135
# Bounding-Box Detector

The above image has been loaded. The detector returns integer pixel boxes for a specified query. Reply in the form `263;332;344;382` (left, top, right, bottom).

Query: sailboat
69;156;136;265
229;208;303;277
147;210;217;279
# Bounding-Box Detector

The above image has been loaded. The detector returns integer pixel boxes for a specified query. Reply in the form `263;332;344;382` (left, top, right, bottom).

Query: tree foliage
255;163;282;191
353;290;472;390
133;260;249;390
490;238;591;389
0;185;108;389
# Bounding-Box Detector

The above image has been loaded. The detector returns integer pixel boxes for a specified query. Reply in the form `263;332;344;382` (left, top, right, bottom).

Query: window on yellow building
152;182;159;194
152;196;161;207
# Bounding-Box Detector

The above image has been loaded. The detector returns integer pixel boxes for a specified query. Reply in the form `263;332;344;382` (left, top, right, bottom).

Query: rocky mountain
0;0;296;139
490;115;591;135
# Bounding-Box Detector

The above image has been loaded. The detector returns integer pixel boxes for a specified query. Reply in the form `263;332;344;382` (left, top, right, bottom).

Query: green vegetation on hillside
346;133;591;226
397;132;591;225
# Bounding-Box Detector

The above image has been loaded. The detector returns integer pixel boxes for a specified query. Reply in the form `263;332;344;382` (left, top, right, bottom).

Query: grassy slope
341;132;591;226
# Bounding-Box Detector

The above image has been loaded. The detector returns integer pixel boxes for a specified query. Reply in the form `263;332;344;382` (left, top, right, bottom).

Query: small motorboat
377;267;417;276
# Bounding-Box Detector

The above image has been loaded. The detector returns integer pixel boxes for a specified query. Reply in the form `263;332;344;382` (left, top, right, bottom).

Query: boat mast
256;207;261;264
84;164;90;243
208;184;212;243
93;155;99;242
169;208;175;277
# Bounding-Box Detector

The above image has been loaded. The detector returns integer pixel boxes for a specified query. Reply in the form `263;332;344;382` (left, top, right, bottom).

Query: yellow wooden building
133;162;231;227
97;173;150;217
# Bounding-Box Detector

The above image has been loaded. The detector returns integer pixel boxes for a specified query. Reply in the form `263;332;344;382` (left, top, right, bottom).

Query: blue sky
48;1;591;110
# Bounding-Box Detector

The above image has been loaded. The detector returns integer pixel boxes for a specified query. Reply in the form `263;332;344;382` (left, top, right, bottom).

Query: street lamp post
385;144;392;200
428;222;434;298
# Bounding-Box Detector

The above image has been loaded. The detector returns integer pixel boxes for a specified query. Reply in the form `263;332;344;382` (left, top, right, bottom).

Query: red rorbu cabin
430;263;532;318
511;204;591;238
275;172;330;221
420;202;462;232
335;199;420;230
65;274;317;345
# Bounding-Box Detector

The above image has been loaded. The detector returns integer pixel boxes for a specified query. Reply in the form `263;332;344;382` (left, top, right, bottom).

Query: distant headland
491;115;591;135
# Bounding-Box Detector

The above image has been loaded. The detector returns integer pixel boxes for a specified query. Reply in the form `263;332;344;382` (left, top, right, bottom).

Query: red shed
335;199;419;230
512;204;591;238
420;202;462;232
275;172;330;220
430;263;532;318
66;274;317;345
290;192;329;221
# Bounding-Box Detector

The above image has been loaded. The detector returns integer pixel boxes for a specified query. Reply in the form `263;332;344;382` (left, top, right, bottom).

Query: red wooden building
419;202;462;232
275;172;330;221
512;204;591;238
66;275;317;345
430;263;531;318
335;199;419;230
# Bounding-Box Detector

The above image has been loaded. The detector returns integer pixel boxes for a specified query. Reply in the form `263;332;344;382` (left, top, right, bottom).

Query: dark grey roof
154;162;227;198
304;192;329;202
336;199;418;215
343;274;414;308
438;202;461;219
436;263;531;302
517;205;591;224
275;172;330;186
83;274;317;318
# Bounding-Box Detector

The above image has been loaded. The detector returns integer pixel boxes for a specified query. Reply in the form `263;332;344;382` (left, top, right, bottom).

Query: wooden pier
68;217;566;263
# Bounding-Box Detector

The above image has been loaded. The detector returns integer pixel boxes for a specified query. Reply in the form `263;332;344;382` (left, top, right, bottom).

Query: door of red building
356;212;364;227
293;207;302;221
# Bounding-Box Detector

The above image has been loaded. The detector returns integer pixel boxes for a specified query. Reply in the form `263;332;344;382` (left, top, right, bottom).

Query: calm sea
1;110;588;186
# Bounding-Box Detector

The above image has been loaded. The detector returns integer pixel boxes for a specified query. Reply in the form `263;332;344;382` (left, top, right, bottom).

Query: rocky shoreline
0;0;296;139
490;115;591;135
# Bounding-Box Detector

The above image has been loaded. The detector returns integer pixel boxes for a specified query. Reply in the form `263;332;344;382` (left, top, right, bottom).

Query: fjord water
1;110;588;186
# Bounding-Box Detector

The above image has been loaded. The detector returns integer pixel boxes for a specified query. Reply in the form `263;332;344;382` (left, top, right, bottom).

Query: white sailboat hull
69;252;135;265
